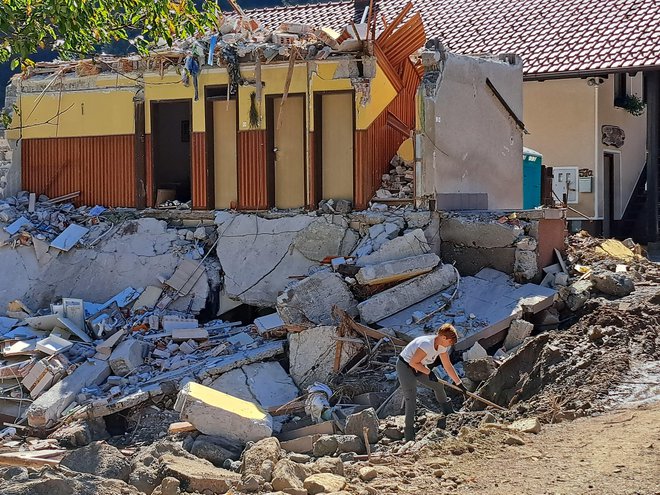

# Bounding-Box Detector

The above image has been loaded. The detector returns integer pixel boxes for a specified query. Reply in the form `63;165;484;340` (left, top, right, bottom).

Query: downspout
414;84;424;209
593;83;600;221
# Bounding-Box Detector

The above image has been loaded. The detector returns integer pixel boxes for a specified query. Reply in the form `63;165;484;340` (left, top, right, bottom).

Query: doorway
314;92;354;203
266;95;305;209
151;100;192;205
206;87;238;209
603;152;619;238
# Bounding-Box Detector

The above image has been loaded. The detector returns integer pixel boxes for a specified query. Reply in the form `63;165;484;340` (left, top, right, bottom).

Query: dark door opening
151;100;192;206
603;152;615;238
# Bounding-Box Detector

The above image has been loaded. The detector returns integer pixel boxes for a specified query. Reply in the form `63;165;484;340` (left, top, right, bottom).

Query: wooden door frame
265;93;307;209
149;99;193;205
134;99;146;209
312;90;356;206
204;86;237;209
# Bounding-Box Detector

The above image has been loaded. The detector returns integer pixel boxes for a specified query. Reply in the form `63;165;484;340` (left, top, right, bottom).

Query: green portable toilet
522;147;542;209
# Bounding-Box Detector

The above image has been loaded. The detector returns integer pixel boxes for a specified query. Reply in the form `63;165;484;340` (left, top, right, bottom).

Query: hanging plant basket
615;94;646;117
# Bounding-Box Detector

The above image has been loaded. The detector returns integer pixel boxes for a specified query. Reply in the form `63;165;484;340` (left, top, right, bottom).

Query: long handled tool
435;377;508;412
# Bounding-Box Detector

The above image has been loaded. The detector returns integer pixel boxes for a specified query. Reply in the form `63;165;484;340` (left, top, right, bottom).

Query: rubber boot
441;399;455;415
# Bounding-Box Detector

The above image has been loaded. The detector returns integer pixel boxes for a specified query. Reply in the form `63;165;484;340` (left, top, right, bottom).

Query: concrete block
288;326;361;389
254;313;285;335
345;408;379;444
175;382;272;444
358;264;458;323
293;219;347;262
277;271;357;326
109;338;144;376
172;328;209;342
440;216;522;248
27;359;111;427
355;253;440;286
503;319;534;350
160;453;240;493
355;229;430;266
514;249;539;281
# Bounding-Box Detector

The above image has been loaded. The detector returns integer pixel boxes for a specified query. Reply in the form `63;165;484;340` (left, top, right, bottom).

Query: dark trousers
396;357;448;441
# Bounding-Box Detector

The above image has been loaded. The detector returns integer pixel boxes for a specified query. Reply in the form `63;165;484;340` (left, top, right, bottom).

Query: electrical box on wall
552;167;579;204
578;177;593;193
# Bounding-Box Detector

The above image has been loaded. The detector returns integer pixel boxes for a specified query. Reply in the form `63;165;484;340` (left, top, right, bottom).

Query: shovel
434;376;508;412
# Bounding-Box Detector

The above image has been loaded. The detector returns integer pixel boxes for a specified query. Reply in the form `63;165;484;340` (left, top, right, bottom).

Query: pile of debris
20;7;370;93
376;153;415;200
0;191;119;252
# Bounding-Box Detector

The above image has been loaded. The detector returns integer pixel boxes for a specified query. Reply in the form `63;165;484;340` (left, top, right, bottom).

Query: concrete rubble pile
3;193;657;494
376;153;415;200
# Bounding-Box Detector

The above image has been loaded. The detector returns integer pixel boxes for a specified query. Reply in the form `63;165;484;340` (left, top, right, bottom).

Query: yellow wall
523;79;597;218
8;88;136;139
11;59;397;139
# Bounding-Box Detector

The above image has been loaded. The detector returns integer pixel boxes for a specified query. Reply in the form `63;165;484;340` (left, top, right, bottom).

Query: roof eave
524;64;660;82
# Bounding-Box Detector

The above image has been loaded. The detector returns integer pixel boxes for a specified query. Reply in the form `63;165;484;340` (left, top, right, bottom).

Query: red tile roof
246;0;660;78
244;1;357;32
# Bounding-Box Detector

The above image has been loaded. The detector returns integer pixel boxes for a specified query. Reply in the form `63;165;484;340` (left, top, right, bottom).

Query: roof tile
245;0;659;76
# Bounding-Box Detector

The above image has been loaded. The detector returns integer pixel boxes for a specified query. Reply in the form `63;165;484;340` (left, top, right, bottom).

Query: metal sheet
50;224;89;251
22;135;136;208
237;130;268;209
191;132;207;209
354;91;415;209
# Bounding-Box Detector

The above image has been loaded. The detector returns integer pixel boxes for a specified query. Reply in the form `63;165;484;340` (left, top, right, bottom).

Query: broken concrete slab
591;270;635;297
109;338;144;376
27;359;111;427
277;271;357;326
288;326;361;389
254;313;285;335
175;382;272;443
344;408;379;444
439;216;523;248
440;243;516;276
215;214;317;307
293;219;347;262
358;264;458;323
160;453;240;494
379;269;556;351
0;217;185;314
211;362;299;433
355;229;430;266
355;253;440;286
132;286;163;310
503;319;534;350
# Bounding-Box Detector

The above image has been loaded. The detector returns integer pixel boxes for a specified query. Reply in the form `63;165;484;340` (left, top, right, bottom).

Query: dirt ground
351;403;660;495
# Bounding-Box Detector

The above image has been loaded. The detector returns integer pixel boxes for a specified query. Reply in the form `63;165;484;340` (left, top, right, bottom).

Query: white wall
420;52;523;209
597;73;647;219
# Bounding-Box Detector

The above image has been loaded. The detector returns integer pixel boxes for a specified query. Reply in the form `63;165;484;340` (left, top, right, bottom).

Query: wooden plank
0;453;60;468
333;307;407;346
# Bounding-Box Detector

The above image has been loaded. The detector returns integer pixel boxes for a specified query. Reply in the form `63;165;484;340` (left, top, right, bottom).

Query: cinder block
109;338;144;376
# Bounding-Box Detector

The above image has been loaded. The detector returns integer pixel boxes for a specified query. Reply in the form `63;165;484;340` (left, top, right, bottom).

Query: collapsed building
1;2;657;495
